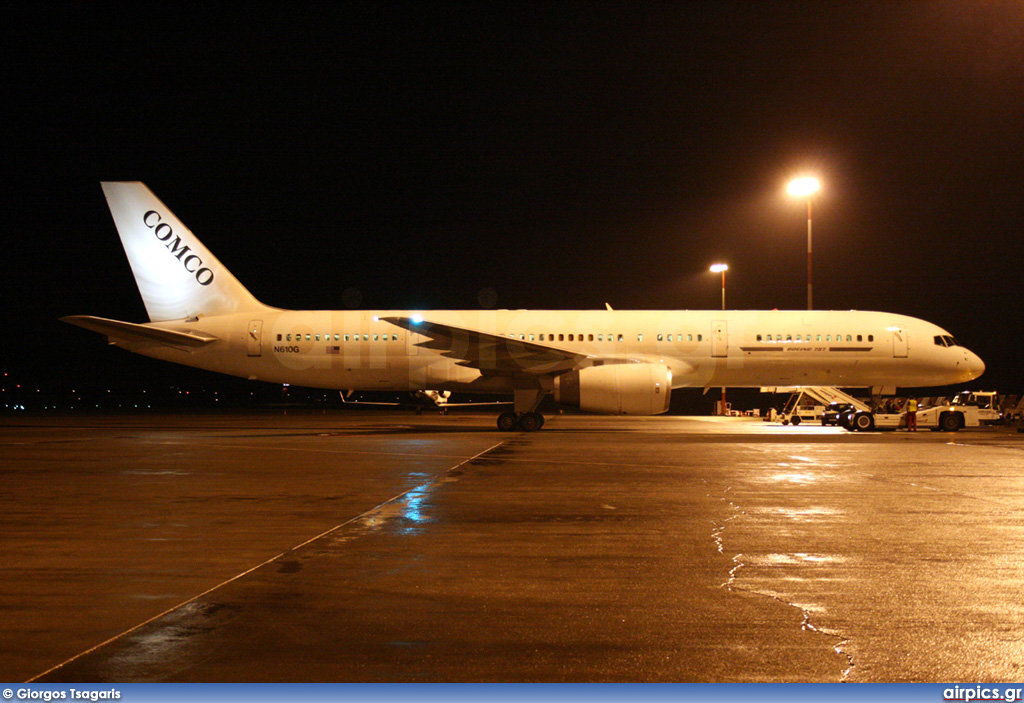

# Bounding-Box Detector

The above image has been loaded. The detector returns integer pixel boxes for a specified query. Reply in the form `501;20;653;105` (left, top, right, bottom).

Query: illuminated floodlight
709;263;729;273
787;176;821;197
411;314;424;325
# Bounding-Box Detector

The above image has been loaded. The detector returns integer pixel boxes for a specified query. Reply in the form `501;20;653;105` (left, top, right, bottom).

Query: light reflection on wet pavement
3;413;1023;681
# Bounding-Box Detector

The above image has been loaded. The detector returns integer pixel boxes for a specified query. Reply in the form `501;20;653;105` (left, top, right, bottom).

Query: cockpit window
944;335;958;347
934;335;947;347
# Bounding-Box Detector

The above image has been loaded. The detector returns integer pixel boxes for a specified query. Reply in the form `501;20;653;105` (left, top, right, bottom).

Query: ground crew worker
907;397;918;431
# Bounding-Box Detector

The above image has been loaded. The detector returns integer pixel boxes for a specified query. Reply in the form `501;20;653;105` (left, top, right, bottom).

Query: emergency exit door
247;320;263;357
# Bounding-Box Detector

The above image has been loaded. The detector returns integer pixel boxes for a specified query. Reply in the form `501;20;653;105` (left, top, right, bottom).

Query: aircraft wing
61;315;218;349
381;316;586;375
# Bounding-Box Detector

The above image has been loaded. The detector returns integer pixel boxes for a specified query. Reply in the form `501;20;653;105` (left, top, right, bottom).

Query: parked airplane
62;182;985;431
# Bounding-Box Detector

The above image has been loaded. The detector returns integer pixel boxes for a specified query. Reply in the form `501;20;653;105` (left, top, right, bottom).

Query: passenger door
892;326;908;358
247;320;263;357
712;320;728;358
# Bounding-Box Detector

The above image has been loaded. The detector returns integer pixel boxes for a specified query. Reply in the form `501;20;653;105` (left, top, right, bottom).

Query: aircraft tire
940;412;962;432
497;412;520;432
518;412;544;432
853;412;874;431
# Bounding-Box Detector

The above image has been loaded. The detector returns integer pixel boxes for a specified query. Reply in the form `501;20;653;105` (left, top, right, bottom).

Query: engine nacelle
554;363;672;415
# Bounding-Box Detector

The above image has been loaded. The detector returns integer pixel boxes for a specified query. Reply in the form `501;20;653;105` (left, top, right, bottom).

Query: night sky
3;1;1023;404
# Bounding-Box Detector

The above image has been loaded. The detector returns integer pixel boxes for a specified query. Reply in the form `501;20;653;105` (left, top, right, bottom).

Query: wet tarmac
2;411;1023;682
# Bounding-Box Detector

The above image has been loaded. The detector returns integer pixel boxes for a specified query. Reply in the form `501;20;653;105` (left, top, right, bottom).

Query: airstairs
762;386;871;425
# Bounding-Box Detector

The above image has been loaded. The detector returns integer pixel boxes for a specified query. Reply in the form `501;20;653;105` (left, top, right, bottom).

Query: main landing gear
497;387;547;432
497;411;545;432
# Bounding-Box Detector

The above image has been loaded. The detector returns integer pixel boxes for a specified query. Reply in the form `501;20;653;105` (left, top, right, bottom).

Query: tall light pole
710;263;728;309
710;263;728;415
787;176;821;310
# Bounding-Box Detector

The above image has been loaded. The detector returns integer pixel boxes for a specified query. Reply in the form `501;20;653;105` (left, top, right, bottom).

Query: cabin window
756;334;762;341
816;334;822;342
687;334;693;342
276;334;282;342
315;334;320;341
305;334;311;341
618;334;624;342
698;334;703;342
868;335;873;342
857;335;862;342
638;334;643;342
658;334;663;342
795;334;802;342
846;335;852;342
786;334;793;341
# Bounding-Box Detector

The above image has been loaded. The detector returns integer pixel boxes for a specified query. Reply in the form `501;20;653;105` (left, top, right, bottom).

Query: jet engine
554;363;672;415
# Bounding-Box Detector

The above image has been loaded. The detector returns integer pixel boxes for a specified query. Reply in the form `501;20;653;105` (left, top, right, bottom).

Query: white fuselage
120;308;985;394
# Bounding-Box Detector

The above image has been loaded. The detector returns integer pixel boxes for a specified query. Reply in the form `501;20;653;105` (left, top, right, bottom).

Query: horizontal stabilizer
61;315;217;348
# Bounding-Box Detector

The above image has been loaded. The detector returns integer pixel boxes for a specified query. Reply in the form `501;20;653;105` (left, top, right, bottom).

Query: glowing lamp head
709;263;729;273
411;314;424;325
787;177;821;197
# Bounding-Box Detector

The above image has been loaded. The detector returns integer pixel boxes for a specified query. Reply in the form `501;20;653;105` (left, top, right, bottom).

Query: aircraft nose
964;350;986;381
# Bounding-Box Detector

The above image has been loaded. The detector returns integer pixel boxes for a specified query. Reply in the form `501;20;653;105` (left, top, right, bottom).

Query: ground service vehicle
951;391;1002;424
821;402;855;426
842;402;980;432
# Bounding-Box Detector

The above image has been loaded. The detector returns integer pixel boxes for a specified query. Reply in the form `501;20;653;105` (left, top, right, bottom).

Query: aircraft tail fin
101;182;266;322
